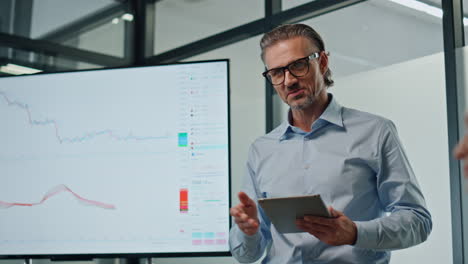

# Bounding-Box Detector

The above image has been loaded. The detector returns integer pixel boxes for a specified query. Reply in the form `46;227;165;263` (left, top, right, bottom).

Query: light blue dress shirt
229;94;432;264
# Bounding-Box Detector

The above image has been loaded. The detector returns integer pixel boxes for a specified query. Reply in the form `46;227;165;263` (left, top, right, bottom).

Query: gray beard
289;94;314;110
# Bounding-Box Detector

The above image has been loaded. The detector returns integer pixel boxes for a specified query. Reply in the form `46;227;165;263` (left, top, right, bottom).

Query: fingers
233;209;259;235
296;219;332;233
297;215;357;246
454;113;468;160
232;207;258;226
303;215;335;228
231;200;256;217
296;219;330;243
455;136;465;158
230;202;249;217
236;217;259;229
297;208;347;232
230;207;241;218
454;135;468;159
230;207;249;224
238;192;254;207
454;144;462;159
230;199;260;236
236;212;251;223
329;206;344;217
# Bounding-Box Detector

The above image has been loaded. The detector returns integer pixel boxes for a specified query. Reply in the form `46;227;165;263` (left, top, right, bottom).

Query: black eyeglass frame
262;52;321;85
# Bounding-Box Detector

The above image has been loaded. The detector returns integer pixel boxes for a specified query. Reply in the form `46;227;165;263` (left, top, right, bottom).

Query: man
229;24;432;264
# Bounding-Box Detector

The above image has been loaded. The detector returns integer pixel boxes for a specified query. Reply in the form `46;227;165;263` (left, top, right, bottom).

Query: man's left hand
296;206;357;246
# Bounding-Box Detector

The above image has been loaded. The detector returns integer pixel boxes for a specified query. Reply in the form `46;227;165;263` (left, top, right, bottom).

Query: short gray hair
260;24;334;87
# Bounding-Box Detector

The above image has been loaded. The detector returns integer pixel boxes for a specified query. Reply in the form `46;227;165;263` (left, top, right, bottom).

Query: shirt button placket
303;135;310;170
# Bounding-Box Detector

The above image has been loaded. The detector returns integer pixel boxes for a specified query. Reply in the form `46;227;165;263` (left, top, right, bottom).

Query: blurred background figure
454;114;468;177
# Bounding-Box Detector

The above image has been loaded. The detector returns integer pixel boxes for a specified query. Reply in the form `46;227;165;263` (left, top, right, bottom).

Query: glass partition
272;1;450;263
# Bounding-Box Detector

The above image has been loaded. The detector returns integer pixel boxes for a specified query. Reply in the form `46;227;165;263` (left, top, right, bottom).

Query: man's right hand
230;192;260;236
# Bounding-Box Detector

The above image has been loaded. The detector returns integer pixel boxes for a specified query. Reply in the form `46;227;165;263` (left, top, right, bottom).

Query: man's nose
284;69;298;87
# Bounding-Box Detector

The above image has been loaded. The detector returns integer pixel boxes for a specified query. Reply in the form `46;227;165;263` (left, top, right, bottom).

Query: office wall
153;0;263;55
275;51;452;263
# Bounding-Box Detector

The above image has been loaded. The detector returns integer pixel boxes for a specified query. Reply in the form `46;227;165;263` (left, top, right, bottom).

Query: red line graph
0;184;116;209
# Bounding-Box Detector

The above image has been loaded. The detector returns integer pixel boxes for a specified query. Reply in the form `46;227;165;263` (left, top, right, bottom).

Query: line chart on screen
0;184;116;209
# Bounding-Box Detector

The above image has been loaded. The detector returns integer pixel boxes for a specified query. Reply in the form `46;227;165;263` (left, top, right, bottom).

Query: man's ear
319;51;329;75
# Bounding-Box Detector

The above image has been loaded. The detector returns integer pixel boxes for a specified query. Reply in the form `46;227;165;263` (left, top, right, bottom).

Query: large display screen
0;60;230;258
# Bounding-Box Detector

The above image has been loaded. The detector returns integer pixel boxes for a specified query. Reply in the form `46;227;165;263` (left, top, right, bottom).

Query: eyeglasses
262;52;320;85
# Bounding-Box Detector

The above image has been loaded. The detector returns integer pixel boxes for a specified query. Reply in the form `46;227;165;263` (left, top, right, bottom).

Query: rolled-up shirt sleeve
354;120;432;250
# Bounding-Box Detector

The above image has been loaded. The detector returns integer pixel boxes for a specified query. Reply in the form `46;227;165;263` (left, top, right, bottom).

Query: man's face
263;36;327;110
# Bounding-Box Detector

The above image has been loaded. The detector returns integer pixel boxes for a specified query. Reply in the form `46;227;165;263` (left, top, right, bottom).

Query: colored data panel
178;133;188;147
180;188;188;213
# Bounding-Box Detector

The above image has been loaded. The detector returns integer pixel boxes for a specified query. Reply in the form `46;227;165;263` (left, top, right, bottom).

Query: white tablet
258;194;332;233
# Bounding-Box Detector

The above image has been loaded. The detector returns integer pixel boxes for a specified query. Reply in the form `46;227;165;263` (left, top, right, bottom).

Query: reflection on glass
154;0;263;54
0;46;103;76
30;0;115;38
0;0;126;57
282;0;316;10
63;20;126;57
301;0;443;79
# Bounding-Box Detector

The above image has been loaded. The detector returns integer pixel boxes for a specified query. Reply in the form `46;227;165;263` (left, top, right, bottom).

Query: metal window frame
0;32;127;66
264;0;282;134
37;3;127;43
0;1;131;69
442;0;465;263
130;0;155;65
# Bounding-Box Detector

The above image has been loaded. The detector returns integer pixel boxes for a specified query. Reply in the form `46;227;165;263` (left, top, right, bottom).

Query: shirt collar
320;94;344;128
278;93;344;141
